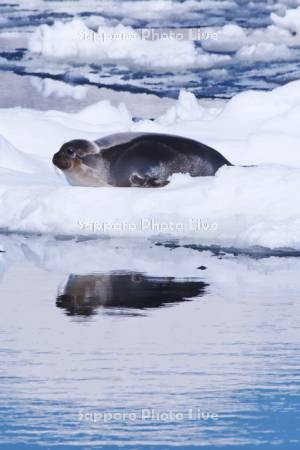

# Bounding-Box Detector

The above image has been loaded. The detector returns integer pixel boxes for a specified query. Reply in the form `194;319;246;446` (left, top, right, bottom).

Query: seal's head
53;139;108;187
52;139;98;171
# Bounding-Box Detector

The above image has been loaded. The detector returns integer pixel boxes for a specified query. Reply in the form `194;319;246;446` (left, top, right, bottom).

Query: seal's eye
66;148;76;157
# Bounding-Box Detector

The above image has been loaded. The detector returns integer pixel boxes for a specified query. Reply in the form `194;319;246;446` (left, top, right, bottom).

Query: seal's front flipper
129;173;148;187
129;173;169;188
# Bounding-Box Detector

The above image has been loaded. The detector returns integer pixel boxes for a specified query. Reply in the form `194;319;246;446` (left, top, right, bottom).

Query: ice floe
28;19;230;69
0;80;300;249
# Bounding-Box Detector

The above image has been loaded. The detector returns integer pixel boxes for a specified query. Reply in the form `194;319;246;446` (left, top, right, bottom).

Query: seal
52;132;232;188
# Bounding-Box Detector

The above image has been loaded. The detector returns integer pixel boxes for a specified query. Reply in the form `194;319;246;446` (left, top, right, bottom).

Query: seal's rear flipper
129;173;169;188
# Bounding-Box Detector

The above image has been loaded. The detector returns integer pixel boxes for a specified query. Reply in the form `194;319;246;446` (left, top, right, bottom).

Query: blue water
0;236;300;448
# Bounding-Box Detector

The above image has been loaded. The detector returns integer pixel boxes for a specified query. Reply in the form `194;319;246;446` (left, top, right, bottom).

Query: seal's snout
52;152;72;171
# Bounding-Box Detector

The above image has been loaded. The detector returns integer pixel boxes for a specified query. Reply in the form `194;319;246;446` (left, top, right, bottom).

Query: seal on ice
52;132;232;187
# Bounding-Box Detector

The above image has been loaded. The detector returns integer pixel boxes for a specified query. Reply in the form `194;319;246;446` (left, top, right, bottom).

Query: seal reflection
56;272;208;317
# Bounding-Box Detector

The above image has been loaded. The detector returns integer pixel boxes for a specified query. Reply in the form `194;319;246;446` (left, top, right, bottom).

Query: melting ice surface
1;0;300;109
0;236;300;448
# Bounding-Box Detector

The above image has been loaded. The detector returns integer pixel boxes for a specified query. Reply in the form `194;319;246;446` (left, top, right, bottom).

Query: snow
14;0;236;26
28;19;230;70
158;90;205;125
202;24;247;53
271;6;300;33
198;6;300;58
0;80;300;249
26;7;300;73
236;43;293;62
0;135;39;173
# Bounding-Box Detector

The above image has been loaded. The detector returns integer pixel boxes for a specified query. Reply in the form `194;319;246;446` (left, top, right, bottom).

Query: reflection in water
2;237;300;448
56;272;208;316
